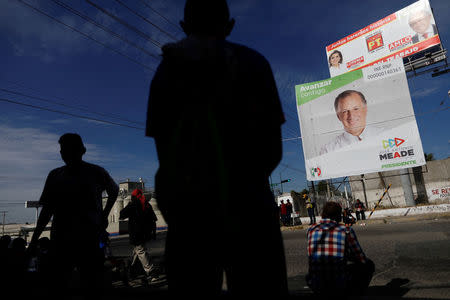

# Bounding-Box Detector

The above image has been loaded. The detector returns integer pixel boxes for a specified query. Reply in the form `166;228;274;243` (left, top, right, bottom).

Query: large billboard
326;0;441;77
295;59;425;181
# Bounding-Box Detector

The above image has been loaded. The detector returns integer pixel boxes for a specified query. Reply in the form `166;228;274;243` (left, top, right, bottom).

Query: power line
86;0;163;48
0;87;145;126
279;163;306;175
15;0;156;72
0;79;147;125
49;0;161;61
139;0;182;32
0;95;310;141
113;0;178;41
0;97;145;130
282;136;301;142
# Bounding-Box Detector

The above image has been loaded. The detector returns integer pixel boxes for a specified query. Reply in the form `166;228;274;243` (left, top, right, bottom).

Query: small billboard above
326;0;441;77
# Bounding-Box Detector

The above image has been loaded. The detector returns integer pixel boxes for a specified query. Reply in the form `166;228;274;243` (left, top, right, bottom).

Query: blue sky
1;0;449;223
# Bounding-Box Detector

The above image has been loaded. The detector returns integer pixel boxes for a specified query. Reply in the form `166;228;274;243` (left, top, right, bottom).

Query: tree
317;181;328;194
424;153;435;161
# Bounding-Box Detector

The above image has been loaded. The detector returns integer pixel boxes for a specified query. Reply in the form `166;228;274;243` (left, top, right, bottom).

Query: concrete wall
349;158;450;208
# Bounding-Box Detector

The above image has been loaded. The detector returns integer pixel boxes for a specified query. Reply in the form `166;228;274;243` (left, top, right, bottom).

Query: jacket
120;200;157;245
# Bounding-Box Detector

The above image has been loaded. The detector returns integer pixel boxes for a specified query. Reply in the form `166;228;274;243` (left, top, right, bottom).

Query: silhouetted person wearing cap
146;0;288;297
28;133;119;298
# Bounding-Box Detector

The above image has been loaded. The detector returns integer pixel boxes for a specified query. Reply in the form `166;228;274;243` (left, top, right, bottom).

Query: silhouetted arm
28;205;53;253
28;171;55;253
102;169;119;228
119;203;132;220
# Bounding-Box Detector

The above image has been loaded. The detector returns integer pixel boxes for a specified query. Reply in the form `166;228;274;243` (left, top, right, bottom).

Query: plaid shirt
306;218;367;291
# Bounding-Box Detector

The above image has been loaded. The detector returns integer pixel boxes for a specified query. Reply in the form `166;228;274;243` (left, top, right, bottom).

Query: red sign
347;56;365;69
326;14;396;52
354;35;441;71
367;33;384;52
389;36;412;51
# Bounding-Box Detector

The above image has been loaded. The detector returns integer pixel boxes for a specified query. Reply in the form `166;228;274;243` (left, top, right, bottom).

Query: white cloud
0;125;107;220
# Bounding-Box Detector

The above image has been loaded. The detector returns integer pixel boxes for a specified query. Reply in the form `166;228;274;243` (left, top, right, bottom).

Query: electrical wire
282;136;302;142
139;0;182;32
279;163;306;174
0;87;145;126
0;79;147;125
15;0;156;72
49;0;161;61
85;0;163;48
113;0;178;41
0;97;145;130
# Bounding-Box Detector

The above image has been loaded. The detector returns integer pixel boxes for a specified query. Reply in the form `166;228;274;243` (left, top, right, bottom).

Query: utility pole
280;173;283;194
139;177;144;191
361;174;369;208
326;180;331;200
400;168;415;206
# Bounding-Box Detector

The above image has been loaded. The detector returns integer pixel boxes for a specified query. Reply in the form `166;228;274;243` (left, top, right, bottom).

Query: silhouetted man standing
146;0;288;297
28;133;118;298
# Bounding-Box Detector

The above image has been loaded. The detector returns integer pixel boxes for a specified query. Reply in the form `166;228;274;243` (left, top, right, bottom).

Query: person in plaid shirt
306;201;374;296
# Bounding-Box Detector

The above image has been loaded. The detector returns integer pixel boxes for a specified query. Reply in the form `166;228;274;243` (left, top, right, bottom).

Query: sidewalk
282;203;450;231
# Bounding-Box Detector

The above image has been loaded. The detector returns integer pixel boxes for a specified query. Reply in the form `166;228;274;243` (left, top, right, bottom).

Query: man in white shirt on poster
408;8;437;44
320;90;382;155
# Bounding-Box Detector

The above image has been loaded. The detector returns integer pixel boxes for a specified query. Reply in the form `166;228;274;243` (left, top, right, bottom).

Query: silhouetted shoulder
81;161;108;174
227;41;271;66
45;166;65;181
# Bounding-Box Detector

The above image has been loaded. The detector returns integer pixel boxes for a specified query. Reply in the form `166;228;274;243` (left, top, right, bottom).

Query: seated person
342;207;356;228
306;201;374;296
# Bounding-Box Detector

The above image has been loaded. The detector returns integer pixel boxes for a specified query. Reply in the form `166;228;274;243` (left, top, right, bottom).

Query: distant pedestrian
305;194;316;225
280;200;287;226
354;199;366;220
342;207;356;228
306;201;374;297
27;133;119;297
9;237;28;289
119;188;159;283
0;235;11;282
145;0;288;297
286;200;293;226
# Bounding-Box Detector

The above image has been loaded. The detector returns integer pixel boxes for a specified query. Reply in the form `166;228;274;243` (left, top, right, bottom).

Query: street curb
280;212;450;231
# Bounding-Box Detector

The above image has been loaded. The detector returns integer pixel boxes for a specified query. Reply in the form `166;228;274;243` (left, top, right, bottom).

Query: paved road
284;217;450;299
109;217;450;298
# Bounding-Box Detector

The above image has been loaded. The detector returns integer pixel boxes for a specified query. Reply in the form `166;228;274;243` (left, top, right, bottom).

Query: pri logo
311;167;322;177
366;32;384;52
382;137;405;149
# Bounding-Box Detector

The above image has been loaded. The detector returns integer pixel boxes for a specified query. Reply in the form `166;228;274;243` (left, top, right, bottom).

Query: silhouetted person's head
181;0;235;39
11;237;26;253
322;201;342;223
0;235;11;249
58;133;86;166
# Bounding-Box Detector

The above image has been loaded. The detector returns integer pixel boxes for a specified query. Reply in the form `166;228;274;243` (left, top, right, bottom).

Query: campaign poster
326;0;441;77
295;59;425;181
